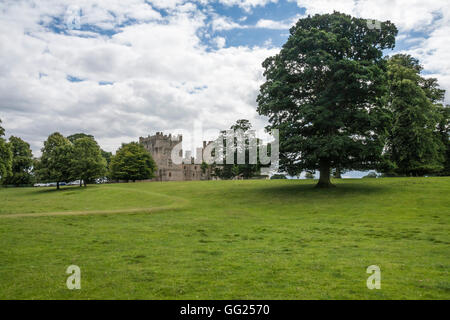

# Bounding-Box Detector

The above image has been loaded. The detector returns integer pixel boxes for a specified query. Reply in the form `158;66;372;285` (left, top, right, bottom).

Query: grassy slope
0;178;448;299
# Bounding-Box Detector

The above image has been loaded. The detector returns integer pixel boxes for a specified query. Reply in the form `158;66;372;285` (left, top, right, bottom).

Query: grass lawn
0;177;449;299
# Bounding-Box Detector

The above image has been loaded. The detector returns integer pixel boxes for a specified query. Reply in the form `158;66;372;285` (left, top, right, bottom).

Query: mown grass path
0;185;189;218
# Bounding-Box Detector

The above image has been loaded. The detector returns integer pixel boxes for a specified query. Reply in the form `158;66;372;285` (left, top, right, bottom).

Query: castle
139;132;213;181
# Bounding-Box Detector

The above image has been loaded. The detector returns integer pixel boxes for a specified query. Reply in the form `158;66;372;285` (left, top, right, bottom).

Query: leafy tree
3;136;34;185
0;119;12;182
69;133;113;178
101;149;113;167
382;54;445;176
71;137;107;187
35;132;73;189
110;142;157;182
213;119;262;180
257;12;398;187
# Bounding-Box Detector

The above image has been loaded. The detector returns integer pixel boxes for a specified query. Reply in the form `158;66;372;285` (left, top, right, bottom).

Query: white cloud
1;0;449;158
290;0;448;31
214;36;227;48
255;19;291;29
0;0;277;156
218;0;278;12
210;14;247;31
255;14;303;29
290;0;450;102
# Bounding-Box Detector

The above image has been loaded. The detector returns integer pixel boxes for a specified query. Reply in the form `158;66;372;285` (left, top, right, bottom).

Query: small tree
35;132;73;189
68;132;113;179
71;137;107;187
110;142;157;182
213;119;262;180
3;136;34;185
0;119;12;182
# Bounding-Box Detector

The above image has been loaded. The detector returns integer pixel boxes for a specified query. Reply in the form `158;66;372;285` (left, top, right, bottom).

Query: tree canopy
2;136;34;185
213;119;262;180
71;137;107;186
257;12;398;187
382;54;446;176
35;132;73;189
110;142;157;182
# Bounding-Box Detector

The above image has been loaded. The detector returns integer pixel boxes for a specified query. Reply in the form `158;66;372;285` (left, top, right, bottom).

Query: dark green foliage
34;132;73;189
3;136;34;185
101;149;113;166
67;133;94;143
257;12;398;187
200;162;208;174
382;54;445;176
68;133;113;176
110;142;157;182
213;119;261;180
71;137;107;186
0;119;13;182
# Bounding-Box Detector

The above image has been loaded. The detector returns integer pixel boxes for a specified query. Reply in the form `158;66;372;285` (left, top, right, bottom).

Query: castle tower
139;132;212;181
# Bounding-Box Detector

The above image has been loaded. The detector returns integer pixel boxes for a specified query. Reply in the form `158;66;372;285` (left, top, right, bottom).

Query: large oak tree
257;12;398;187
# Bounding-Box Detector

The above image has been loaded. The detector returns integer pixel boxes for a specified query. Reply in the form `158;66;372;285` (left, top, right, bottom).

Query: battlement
139;132;182;143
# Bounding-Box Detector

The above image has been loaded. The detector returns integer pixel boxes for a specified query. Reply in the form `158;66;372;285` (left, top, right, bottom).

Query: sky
1;0;449;165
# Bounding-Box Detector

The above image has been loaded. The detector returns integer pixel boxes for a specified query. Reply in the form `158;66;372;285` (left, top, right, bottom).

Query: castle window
169;172;172;177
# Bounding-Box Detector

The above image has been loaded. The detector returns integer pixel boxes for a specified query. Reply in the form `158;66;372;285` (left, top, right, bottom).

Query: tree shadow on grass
29;185;92;194
253;180;388;200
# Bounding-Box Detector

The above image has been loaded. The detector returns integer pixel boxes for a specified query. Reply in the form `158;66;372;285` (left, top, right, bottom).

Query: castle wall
139;132;212;182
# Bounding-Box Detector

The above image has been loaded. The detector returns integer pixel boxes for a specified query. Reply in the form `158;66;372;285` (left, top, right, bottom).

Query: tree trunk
57;181;60;190
316;161;334;188
80;180;82;187
83;180;87;187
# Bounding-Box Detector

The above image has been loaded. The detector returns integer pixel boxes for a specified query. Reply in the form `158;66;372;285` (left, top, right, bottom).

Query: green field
0;178;449;299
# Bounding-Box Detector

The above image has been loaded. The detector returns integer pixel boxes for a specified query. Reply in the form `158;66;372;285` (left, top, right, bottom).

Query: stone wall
139;132;212;181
